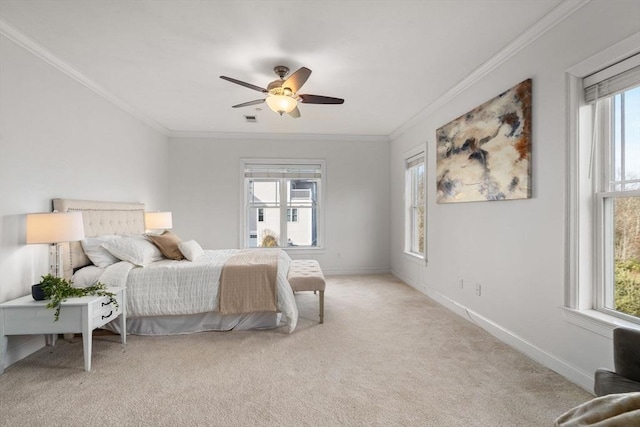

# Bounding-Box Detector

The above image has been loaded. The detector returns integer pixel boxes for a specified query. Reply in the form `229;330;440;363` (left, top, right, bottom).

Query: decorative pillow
178;240;204;262
147;230;185;260
102;235;165;267
81;235;122;268
72;265;103;288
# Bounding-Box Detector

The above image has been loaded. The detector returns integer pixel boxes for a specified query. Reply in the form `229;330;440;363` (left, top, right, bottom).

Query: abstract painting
436;79;532;203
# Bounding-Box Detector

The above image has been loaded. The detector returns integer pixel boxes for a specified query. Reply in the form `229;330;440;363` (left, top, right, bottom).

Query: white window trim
564;33;640;334
403;145;427;264
239;158;326;251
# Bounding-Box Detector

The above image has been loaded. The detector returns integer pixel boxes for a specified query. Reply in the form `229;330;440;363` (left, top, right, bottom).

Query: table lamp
144;211;172;231
26;211;85;278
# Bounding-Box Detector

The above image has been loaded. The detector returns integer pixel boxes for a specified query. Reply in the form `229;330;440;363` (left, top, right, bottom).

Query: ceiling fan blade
232;99;265;108
288;106;301;118
220;76;267;93
283;67;311;93
299;94;345;104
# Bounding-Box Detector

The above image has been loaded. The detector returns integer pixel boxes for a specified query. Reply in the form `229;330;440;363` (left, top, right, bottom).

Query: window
594;84;640;321
405;151;425;257
242;160;324;248
568;50;640;324
287;208;298;222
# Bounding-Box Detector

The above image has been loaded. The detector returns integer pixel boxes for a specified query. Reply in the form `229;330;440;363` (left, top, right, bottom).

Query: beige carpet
0;274;591;426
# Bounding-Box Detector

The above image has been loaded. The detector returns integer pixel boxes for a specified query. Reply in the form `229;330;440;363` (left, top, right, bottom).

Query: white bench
287;260;326;324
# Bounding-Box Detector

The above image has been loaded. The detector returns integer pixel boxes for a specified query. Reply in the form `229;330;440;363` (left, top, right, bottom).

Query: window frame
596;190;640;322
240;158;325;251
404;147;426;260
564;34;640;332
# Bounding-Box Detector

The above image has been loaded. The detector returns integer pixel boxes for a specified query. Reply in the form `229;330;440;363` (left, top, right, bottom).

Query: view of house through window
287;208;298;222
244;162;323;248
405;152;425;257
582;54;640;321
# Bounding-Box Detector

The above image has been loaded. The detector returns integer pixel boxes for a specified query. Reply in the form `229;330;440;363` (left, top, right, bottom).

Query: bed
53;198;298;334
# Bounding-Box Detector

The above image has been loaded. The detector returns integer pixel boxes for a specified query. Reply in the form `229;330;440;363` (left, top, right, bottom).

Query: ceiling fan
220;66;344;118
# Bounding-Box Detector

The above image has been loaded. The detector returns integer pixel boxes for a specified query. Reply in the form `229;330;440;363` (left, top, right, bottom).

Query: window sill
282;247;326;255
403;251;425;264
561;307;640;338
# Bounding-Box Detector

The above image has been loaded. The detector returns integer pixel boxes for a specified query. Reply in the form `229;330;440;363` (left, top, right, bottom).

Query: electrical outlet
459;279;464;289
475;283;482;296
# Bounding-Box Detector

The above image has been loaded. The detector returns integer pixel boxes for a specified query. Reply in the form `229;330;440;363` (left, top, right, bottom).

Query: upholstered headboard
52;198;145;279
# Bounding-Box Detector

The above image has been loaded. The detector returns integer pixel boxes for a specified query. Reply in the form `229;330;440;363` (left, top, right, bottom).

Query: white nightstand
0;287;126;373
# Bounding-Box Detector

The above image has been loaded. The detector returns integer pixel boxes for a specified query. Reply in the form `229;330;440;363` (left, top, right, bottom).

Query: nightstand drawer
90;293;123;329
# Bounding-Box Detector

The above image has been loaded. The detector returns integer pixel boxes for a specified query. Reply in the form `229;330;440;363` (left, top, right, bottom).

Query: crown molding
0;18;389;143
566;31;640;77
1;0;591;143
389;0;591;141
169;130;390;143
0;19;170;136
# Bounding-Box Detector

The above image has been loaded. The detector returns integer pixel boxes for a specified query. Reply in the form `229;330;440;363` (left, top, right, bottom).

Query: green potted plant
33;274;118;321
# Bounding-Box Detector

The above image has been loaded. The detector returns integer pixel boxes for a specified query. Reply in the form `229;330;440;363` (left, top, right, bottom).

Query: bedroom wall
389;1;640;392
0;35;170;366
168;136;390;274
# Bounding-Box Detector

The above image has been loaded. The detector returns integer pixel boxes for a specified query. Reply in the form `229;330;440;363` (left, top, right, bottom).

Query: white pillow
178;240;204;261
102;235;165;267
81;235;122;268
72;265;104;288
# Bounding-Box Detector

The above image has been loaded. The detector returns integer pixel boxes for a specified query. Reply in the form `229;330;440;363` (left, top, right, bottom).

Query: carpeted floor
0;274;591;426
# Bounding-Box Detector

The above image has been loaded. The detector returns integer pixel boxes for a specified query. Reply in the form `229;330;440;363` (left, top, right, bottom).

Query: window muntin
405;152;425;257
243;161;323;249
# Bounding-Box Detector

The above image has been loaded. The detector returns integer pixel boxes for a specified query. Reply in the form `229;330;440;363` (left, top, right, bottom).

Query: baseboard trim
391;269;595;393
3;335;45;370
323;268;390;276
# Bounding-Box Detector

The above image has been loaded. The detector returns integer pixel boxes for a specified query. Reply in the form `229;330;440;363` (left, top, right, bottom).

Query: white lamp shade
265;95;297;114
26;211;85;244
145;211;173;230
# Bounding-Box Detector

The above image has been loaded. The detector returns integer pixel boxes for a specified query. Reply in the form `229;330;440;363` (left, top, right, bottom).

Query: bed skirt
104;311;283;335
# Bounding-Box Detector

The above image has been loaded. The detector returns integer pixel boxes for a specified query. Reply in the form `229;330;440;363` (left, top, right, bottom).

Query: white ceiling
0;0;568;138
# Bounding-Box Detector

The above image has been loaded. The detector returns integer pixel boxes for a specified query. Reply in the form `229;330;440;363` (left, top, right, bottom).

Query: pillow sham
72;265;104;288
147;230;184;260
81;235;122;268
102;235;164;267
178;240;204;262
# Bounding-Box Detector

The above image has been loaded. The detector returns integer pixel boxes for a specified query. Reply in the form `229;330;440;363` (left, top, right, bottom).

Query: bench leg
319;290;324;324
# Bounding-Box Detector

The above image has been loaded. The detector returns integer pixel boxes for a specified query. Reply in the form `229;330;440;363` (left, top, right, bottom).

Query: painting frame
435;79;532;204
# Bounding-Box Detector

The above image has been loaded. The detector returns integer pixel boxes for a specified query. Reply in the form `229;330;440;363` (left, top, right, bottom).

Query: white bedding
95;249;298;333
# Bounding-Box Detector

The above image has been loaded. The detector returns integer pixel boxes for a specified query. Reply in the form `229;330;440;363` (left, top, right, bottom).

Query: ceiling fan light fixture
220;65;343;119
265;94;297;115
